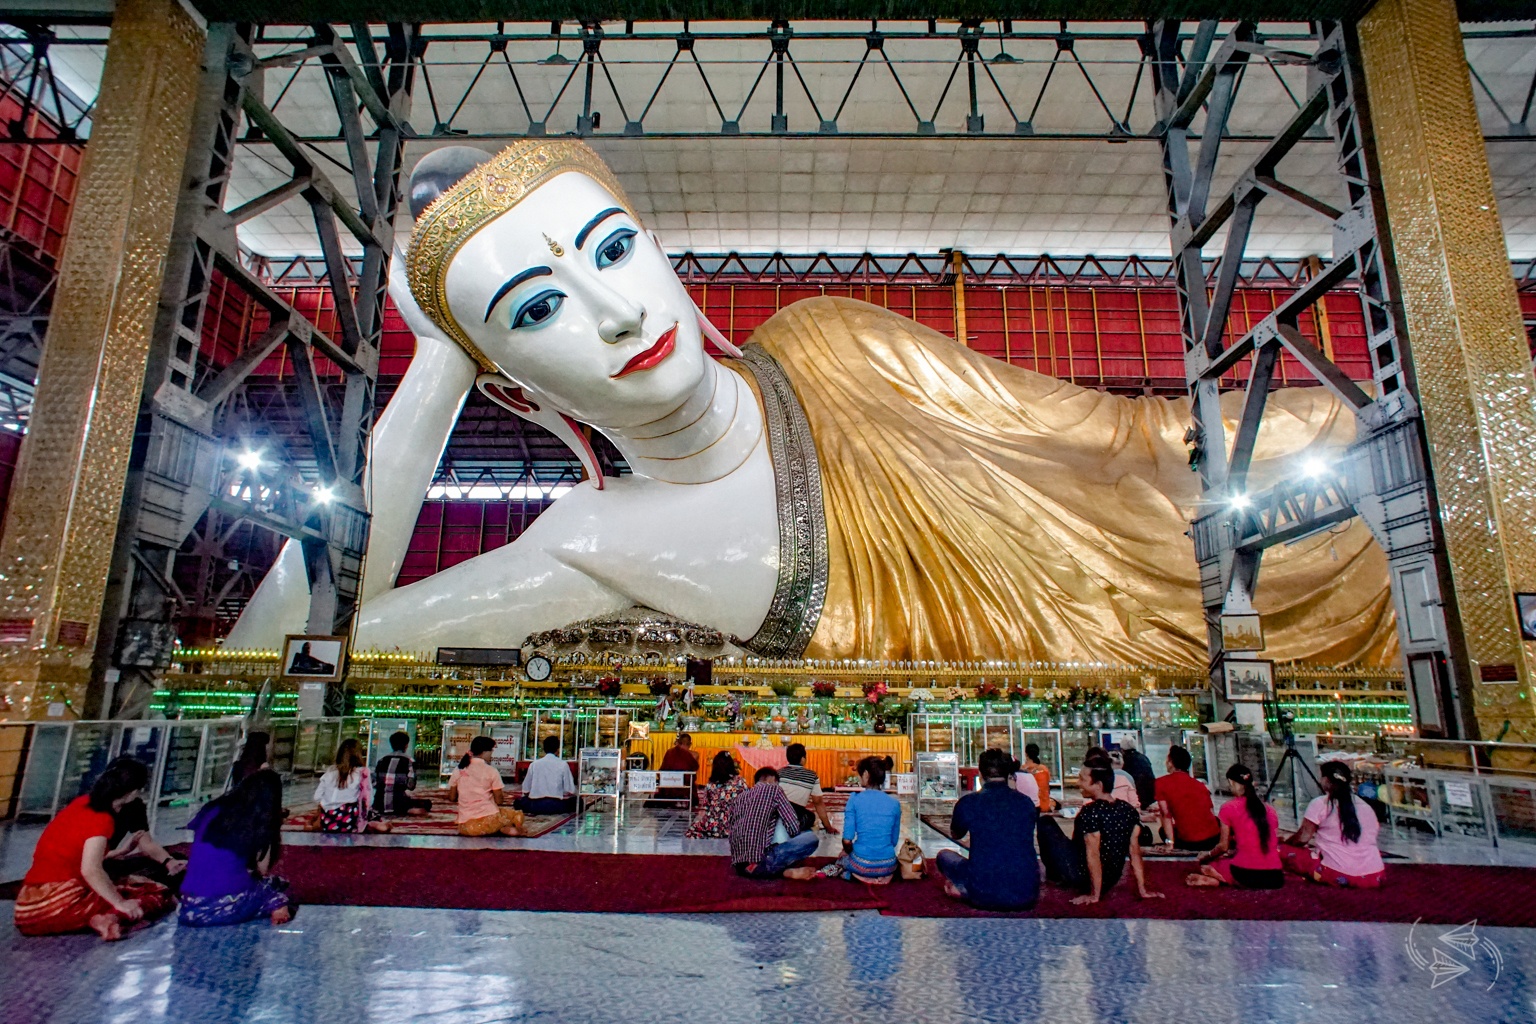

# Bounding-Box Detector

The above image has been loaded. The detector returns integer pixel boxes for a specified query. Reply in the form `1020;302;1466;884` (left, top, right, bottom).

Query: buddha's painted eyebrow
484;266;552;322
575;207;625;250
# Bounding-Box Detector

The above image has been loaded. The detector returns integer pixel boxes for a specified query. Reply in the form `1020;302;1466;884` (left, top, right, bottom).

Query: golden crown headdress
405;139;636;371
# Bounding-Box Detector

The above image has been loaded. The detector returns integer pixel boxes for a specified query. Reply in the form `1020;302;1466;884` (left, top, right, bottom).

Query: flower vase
1072;708;1085;729
1090;709;1104;729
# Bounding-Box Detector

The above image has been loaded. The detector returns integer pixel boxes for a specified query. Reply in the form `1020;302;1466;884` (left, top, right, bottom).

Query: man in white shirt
514;735;577;814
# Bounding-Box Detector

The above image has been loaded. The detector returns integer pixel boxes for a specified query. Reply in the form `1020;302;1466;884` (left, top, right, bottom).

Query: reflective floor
2;903;1532;1024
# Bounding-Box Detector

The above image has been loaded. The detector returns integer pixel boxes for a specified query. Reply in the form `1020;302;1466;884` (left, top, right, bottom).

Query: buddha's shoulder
747;294;952;358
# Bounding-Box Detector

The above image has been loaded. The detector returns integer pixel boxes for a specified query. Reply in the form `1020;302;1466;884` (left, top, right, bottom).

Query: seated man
449;736;522;837
1021;743;1054;812
778;743;838;834
515;735;577;815
939;748;1041;911
374;731;431;817
728;767;819;879
1154;744;1221;852
656;732;699;803
1037;763;1163;905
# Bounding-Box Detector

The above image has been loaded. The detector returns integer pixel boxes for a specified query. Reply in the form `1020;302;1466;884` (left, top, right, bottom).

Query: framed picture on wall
1223;659;1274;702
1221;613;1265;652
1517;593;1536;642
281;634;346;681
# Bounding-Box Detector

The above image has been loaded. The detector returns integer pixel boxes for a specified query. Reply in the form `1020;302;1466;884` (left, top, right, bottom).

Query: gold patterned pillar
0;0;204;720
1358;0;1536;740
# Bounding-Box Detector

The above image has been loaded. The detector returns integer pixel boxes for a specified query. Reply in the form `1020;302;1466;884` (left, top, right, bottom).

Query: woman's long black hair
230;731;271;787
1320;760;1362;843
1225;764;1272;852
88;757;149;813
203;768;284;870
708;750;739;786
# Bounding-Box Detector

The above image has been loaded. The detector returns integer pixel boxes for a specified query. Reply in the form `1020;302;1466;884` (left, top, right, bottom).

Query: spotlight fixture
1301;457;1328;479
314;486;335;504
237;449;263;471
1229;493;1251;510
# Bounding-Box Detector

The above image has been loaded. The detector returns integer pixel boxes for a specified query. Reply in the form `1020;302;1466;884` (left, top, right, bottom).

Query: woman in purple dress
179;769;295;927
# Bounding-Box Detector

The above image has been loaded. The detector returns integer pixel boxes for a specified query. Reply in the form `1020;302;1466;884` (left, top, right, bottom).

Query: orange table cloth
632;731;911;789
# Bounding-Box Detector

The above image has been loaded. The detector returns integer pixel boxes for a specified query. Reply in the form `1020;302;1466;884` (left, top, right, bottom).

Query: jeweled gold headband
405;139;637;372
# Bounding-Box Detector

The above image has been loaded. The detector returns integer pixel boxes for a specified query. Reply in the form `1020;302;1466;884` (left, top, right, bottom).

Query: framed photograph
1221;613;1265;652
281;634;346;682
1223;658;1275;702
1517;593;1536;642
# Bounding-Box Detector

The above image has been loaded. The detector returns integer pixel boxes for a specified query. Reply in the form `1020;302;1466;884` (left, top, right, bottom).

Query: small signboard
439;720;483;776
489;722;526;779
628;770;658;794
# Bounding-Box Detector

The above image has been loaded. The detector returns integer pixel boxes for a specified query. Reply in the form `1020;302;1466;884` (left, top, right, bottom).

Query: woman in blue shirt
821;756;903;883
179;769;295;927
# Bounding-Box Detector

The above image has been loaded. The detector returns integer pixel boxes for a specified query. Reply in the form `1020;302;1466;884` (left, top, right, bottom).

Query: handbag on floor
897;838;925;880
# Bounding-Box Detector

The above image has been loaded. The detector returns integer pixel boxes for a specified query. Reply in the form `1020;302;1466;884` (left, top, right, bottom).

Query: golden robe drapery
748;296;1397;667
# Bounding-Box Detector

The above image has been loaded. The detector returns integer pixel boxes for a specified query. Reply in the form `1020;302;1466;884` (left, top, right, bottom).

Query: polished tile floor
2;904;1532;1024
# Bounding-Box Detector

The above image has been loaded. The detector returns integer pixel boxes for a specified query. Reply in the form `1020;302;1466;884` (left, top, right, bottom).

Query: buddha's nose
597;298;645;345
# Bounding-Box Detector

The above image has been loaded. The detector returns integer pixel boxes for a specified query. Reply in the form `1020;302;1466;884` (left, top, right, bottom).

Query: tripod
1265;725;1321;821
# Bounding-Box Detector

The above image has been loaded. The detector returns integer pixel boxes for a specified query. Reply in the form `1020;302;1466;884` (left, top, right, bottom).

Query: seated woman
313;739;390;834
451;735;524;836
14;758;176;940
180;769;295;927
1281;760;1385;888
228;731;272;789
820;756;902;883
1187;764;1283;889
686;751;748;839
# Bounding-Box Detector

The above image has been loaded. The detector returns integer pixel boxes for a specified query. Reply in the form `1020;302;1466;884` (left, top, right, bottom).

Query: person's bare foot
407;807;429;817
365;820;392;833
269;905;293;926
1185;873;1221;887
782;866;818;881
943;880;965;900
88;913;123;942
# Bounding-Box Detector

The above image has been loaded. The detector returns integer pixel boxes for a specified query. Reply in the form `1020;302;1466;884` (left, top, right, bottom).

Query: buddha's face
444;173;705;429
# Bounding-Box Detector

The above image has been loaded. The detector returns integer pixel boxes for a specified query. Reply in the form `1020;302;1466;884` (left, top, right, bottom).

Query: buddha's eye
595;228;637;270
511;289;565;329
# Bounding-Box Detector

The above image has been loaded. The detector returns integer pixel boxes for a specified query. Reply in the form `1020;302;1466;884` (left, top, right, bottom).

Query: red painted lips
611;324;677;379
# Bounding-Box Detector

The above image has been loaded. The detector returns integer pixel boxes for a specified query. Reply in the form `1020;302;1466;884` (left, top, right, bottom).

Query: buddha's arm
224;255;476;647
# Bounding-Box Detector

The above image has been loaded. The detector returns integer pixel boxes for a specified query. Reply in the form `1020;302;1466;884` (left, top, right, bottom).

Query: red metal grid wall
0;91;81;262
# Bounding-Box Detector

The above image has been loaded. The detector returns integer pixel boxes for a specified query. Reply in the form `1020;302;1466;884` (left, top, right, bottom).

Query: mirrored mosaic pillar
1358;0;1536;740
0;0;204;719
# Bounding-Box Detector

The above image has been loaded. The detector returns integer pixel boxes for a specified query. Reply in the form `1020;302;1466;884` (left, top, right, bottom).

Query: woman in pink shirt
1187;764;1283;889
1281;761;1385;888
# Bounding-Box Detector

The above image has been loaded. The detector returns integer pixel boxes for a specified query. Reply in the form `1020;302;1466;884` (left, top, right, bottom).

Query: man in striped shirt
778;744;839;835
728;767;820;879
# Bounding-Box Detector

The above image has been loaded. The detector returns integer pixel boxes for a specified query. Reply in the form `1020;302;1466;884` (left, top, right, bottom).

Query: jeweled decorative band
737;345;829;658
405;139;636;372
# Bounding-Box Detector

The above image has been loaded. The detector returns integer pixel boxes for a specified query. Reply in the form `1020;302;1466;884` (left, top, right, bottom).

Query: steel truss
1154;19;1470;737
95;21;418;716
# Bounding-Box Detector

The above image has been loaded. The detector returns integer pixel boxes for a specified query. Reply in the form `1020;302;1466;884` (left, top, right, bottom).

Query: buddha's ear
476;373;604;490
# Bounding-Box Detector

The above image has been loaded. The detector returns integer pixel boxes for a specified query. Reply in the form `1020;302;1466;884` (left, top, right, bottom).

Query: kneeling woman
1188;765;1283;889
180;769;296;927
821;756;901;883
14;758;176;940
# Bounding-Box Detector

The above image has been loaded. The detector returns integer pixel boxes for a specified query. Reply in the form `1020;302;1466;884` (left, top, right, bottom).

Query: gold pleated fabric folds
749;297;1398;667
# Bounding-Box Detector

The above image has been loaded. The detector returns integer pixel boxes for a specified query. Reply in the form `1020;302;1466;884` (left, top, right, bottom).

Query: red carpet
261;846;1536;926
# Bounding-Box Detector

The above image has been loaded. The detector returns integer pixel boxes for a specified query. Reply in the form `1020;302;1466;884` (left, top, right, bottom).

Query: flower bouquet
811;680;837;699
596;676;622;699
648;677;672;696
862;680;890;705
1007;686;1032;704
976;681;1002;701
769;678;798;697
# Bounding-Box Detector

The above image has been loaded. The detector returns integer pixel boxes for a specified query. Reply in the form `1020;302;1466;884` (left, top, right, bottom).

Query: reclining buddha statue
226;139;1396;667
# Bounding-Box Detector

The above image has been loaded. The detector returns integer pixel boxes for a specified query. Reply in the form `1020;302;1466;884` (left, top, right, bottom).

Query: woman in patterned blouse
686;752;748;839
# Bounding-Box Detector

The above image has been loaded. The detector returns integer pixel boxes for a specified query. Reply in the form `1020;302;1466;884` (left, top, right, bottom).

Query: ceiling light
1301;457;1328;479
1229;493;1250;510
237;449;263;471
314;486;335;504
